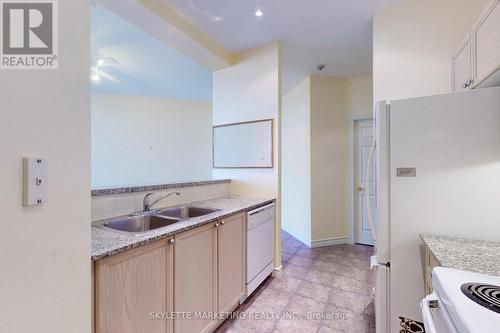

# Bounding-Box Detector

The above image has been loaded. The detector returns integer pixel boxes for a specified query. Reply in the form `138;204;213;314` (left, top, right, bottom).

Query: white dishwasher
245;203;275;299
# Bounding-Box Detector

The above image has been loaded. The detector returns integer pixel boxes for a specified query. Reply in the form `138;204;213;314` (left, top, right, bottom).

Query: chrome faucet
143;191;180;212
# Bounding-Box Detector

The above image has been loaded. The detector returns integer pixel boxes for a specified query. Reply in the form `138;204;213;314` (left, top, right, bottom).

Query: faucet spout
143;191;181;212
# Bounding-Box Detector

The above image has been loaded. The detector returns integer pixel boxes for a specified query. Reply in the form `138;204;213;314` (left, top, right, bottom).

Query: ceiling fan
90;57;121;83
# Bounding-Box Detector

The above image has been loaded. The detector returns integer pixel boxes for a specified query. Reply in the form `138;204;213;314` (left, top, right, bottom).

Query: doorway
354;119;376;245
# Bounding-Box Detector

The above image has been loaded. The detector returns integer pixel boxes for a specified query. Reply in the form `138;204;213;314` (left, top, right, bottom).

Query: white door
354;119;376;245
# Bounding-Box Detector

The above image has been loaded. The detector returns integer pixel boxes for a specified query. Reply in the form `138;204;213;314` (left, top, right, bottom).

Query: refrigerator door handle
365;141;377;241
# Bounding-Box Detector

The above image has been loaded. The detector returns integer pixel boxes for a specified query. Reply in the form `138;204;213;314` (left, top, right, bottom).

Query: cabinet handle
169;239;175;245
462;79;474;89
214;222;220;228
220;220;225;225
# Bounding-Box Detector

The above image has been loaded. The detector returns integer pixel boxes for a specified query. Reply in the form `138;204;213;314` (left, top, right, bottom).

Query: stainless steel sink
104;214;179;233
158;206;219;220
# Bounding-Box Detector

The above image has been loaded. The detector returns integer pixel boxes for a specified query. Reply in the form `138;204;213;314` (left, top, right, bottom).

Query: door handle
357;186;365;192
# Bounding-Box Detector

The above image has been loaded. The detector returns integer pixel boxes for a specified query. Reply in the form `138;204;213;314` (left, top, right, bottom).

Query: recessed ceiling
164;0;402;92
91;5;212;100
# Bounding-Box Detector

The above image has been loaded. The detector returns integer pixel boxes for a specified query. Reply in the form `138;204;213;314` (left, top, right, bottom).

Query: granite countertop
420;234;500;276
92;196;275;261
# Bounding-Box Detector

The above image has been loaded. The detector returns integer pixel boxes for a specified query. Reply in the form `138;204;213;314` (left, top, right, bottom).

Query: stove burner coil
461;283;500;314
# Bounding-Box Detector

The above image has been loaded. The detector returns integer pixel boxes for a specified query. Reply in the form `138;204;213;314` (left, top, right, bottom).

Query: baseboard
311;237;350;248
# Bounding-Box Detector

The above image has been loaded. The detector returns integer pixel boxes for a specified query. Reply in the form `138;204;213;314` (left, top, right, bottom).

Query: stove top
432;267;500;333
461;283;500;314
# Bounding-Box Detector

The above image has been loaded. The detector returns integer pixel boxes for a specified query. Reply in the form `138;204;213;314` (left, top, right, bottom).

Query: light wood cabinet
93;212;248;333
472;0;500;88
95;239;173;333
91;263;95;333
452;35;472;91
217;213;245;314
423;245;440;295
173;223;218;333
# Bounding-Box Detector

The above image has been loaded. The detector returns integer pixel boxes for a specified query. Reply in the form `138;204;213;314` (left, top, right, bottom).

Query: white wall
212;43;281;198
282;75;373;246
281;77;311;245
212;42;282;266
373;0;490;102
92;93;212;188
310;76;350;243
346;76;374;119
0;1;90;332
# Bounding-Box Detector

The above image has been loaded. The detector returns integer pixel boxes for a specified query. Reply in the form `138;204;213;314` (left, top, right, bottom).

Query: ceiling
164;0;401;92
91;5;212;100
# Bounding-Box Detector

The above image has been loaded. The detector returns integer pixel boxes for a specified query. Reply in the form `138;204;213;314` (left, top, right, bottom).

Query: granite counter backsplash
91;179;231;196
92;196;275;261
421;234;500;276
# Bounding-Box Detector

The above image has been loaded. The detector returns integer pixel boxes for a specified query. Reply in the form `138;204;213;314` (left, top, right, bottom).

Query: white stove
421;267;500;333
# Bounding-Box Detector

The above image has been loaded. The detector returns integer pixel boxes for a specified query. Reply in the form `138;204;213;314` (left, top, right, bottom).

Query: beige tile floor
216;230;375;333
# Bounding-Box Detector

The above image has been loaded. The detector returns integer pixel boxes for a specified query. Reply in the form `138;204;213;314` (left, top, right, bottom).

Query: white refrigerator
369;87;500;333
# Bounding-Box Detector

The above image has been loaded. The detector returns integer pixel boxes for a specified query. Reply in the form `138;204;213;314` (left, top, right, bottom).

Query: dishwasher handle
248;203;276;216
247;203;276;230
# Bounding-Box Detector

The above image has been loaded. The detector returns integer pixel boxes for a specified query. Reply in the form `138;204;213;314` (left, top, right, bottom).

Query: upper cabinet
452;0;500;91
472;0;500;88
452;35;473;91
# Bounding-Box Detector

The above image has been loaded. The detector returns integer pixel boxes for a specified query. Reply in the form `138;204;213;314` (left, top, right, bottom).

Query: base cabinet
172;213;246;333
173;223;218;333
217;214;246;314
423;245;440;295
93;212;247;333
95;239;173;333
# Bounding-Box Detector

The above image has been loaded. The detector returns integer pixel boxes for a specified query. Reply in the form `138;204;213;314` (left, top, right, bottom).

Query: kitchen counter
420;234;500;276
91;196;275;261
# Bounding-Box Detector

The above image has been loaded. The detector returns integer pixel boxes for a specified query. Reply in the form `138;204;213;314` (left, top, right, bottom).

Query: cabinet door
217;213;246;313
95;240;170;333
472;0;500;86
91;263;95;333
452;35;472;91
173;223;217;333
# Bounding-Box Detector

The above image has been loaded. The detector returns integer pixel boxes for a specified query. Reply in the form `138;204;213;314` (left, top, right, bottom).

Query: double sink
104;206;219;233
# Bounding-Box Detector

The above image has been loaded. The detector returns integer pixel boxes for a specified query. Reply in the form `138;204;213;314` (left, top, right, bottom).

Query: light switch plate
23;157;48;206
